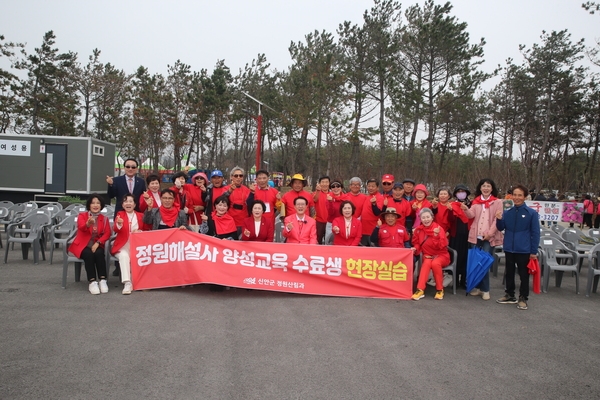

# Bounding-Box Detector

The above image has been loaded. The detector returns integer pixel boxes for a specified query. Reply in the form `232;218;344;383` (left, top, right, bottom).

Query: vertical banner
130;229;414;299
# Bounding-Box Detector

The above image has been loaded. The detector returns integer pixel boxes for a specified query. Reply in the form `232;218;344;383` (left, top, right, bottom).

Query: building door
45;144;67;194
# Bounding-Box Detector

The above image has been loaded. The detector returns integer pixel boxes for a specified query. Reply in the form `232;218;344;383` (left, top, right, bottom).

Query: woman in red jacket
332;201;362;246
185;172;208;229
139;174;162;212
411;208;450;301
111;194;149;295
68;194;112;295
242;200;274;242
432;187;455;235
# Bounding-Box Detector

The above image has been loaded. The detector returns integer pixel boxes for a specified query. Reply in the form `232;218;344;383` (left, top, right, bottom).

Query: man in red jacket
361;179;385;246
225;166;251;233
282;197;317;244
281;174;315;218
313;175;331;244
247;169;280;228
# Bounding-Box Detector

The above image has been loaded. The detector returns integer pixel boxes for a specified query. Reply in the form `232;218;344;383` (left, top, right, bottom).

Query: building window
93;145;104;156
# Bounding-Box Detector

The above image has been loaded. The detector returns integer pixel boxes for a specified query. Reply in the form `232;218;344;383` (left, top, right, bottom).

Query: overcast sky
1;0;598;80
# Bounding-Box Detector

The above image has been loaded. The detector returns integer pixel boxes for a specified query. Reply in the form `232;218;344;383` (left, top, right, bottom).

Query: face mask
456;192;467;200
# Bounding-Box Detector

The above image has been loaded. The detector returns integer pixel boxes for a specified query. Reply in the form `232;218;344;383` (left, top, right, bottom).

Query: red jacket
433;202;455;234
411;222;450;264
225;184;251;227
325;192;347;220
282;215;317;244
249;186;280;226
378;222;410;248
313;190;331;223
138;190;161;212
68;212;111;258
241;216;274;242
184;184;206;225
361;193;385;235
383;198;412;223
331;216;362;246
345;192;367;218
281;189;315;217
410;198;433;229
169;185;187;210
110;210;149;255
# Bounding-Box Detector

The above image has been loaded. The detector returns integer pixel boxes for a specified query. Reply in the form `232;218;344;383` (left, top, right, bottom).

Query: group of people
69;158;540;310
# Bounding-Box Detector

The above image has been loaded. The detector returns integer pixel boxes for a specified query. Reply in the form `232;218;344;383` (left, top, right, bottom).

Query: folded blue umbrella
466;247;494;294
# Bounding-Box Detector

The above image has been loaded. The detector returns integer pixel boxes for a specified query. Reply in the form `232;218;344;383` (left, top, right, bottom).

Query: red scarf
471;195;497;209
159;205;179;227
212;211;237;235
418;222;438;237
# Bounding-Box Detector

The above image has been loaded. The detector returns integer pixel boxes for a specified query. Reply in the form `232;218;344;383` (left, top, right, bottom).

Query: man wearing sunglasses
380;174;395;200
106;157;146;276
225;166;251;234
106;158;147;214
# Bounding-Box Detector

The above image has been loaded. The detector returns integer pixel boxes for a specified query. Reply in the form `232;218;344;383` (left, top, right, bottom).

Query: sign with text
525;201;583;224
130;229;413;299
0;139;30;157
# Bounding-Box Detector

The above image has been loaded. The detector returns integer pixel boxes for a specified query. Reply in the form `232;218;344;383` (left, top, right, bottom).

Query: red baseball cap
382;174;394;183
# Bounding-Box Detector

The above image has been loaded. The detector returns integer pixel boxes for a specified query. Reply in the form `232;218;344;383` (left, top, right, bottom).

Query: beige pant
116;242;131;283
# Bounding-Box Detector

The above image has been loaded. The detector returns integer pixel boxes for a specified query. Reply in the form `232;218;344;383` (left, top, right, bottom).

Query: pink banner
130;229;414;299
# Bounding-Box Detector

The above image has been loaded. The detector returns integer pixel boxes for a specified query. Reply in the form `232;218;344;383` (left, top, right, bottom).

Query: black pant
81;247;107;282
584;213;593;228
505;252;530;300
316;221;327;244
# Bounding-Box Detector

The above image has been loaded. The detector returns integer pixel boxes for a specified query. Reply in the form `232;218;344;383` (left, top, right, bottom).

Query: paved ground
1;234;599;400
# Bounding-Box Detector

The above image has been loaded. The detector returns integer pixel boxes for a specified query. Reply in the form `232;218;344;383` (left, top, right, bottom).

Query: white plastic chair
586;243;600;297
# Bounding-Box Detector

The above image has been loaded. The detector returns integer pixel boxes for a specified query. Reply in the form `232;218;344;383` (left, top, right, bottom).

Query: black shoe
112;267;120;277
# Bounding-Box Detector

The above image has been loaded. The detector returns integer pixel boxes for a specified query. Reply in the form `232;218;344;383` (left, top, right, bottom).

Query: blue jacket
496;204;540;254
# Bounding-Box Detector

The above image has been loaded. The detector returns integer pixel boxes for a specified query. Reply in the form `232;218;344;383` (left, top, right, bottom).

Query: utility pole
241;92;277;170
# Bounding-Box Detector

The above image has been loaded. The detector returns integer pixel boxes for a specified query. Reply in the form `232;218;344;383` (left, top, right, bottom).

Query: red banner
130;229;413;299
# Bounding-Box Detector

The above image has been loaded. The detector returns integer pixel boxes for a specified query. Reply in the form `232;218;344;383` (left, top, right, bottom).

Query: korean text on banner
130;229;413;299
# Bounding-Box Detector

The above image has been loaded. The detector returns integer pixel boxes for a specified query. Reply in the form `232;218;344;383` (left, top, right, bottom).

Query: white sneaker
469;288;482;296
442;273;453;288
482;291;490;300
99;279;109;294
122;281;133;295
426;277;436;287
89;281;100;295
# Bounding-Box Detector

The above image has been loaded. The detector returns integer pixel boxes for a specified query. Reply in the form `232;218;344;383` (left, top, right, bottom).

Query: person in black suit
106;157;146;276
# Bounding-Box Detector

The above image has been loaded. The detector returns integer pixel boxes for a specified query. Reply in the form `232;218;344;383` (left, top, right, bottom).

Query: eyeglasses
330;183;341;188
382;182;392;186
232;174;244;178
124;165;137;169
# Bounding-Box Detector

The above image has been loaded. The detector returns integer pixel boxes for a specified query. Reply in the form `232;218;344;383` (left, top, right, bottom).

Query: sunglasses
194;177;204;180
232;174;244;178
124;165;137;169
330;183;341;188
382;182;392;185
